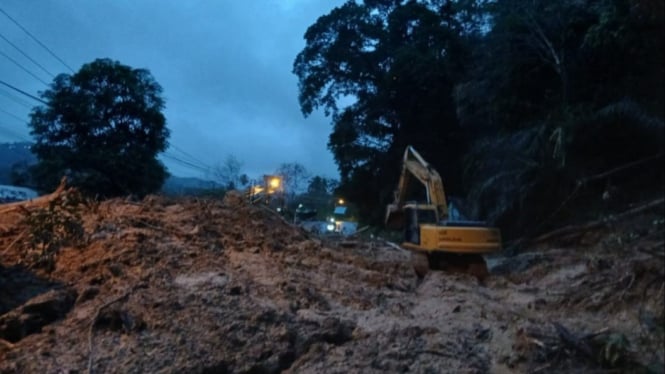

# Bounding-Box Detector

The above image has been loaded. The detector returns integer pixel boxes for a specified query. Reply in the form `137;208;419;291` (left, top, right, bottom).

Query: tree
28;58;169;197
294;0;480;223
296;0;663;232
303;175;337;206
457;0;665;238
275;162;310;205
306;175;334;197
296;175;339;220
456;0;664;132
212;154;245;190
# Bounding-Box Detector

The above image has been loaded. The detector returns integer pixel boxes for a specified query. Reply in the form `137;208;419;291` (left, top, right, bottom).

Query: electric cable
0;31;55;78
0;49;50;85
162;152;210;173
0;122;30;142
0;79;47;104
0;87;34;108
0;7;75;73
0;107;28;123
169;143;210;169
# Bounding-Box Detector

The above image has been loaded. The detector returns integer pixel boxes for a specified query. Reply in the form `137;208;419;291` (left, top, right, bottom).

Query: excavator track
410;250;489;282
411;251;430;278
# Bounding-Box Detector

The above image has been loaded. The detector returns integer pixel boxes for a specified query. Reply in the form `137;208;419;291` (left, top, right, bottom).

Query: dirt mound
0;191;663;373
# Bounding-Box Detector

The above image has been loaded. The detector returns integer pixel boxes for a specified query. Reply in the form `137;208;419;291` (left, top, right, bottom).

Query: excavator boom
386;146;448;228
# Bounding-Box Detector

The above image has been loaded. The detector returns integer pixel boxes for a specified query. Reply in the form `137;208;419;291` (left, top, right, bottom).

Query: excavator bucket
385;203;405;230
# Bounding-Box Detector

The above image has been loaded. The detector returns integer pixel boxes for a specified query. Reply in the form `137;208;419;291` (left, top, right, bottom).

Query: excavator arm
385;146;448;228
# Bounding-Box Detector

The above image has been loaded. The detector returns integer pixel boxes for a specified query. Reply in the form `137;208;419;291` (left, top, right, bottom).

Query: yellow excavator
385;146;502;280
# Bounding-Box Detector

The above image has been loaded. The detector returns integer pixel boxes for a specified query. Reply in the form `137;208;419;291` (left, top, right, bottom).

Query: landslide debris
0;189;663;373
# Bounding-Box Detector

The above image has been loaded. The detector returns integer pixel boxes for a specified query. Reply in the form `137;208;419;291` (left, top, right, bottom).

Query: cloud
0;0;345;180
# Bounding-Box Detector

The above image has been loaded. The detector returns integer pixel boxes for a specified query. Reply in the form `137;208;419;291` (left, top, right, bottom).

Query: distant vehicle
294;204;317;224
324;202;357;235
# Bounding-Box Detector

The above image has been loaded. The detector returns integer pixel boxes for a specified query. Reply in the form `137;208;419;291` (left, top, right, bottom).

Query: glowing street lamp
264;175;283;194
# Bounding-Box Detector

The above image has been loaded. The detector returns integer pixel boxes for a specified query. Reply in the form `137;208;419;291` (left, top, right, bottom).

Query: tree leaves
295;0;663;232
28;58;170;197
294;1;476;223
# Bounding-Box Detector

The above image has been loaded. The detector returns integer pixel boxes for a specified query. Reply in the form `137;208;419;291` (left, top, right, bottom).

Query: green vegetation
18;190;86;271
27;58;170;198
294;0;664;238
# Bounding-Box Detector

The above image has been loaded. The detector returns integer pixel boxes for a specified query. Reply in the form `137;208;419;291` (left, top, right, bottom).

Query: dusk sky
0;0;345;180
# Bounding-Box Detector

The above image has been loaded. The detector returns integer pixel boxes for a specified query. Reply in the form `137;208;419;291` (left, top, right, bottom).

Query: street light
338;198;345;205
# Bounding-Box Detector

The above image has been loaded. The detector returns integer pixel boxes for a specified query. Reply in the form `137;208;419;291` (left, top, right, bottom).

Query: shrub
19;191;86;271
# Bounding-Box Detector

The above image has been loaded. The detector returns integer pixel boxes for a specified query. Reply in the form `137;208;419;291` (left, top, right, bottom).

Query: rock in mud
0;288;77;343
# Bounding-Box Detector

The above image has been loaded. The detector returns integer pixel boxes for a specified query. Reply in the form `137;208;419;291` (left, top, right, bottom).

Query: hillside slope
0;190;663;373
0;142;35;185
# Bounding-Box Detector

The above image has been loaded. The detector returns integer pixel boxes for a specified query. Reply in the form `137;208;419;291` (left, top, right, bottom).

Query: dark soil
1;191;663;373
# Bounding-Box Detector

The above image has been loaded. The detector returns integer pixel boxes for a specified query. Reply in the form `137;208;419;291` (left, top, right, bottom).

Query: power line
169;143;210;169
0;6;75;73
0;110;31;141
0;32;54;78
0;122;30;142
0;79;47;104
0;87;34;108
166;154;209;173
0;108;28;124
0;49;50;86
162;152;210;173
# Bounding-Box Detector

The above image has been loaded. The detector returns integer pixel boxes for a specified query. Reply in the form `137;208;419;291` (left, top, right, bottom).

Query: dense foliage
295;0;479;223
295;0;664;238
28;58;170;197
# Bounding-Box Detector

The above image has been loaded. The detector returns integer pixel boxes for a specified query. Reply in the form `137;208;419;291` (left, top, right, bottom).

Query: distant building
333;205;347;217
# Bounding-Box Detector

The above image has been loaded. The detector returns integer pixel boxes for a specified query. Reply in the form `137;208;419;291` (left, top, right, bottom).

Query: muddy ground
0;190;663;373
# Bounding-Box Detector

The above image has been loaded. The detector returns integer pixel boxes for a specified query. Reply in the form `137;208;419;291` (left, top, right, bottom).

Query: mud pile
0;190;663;373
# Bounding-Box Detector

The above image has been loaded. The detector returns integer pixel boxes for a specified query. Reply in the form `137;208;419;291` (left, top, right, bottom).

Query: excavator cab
403;204;438;244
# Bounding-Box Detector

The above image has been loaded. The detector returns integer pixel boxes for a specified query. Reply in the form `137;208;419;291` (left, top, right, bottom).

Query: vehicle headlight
326;224;335;231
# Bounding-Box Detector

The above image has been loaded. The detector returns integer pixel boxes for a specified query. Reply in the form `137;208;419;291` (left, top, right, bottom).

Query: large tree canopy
457;0;664;237
29;58;170;197
294;0;478;223
296;0;663;237
456;0;664;132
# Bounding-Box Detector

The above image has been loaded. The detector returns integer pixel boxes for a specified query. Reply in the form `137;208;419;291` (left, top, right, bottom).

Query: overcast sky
0;0;345;180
